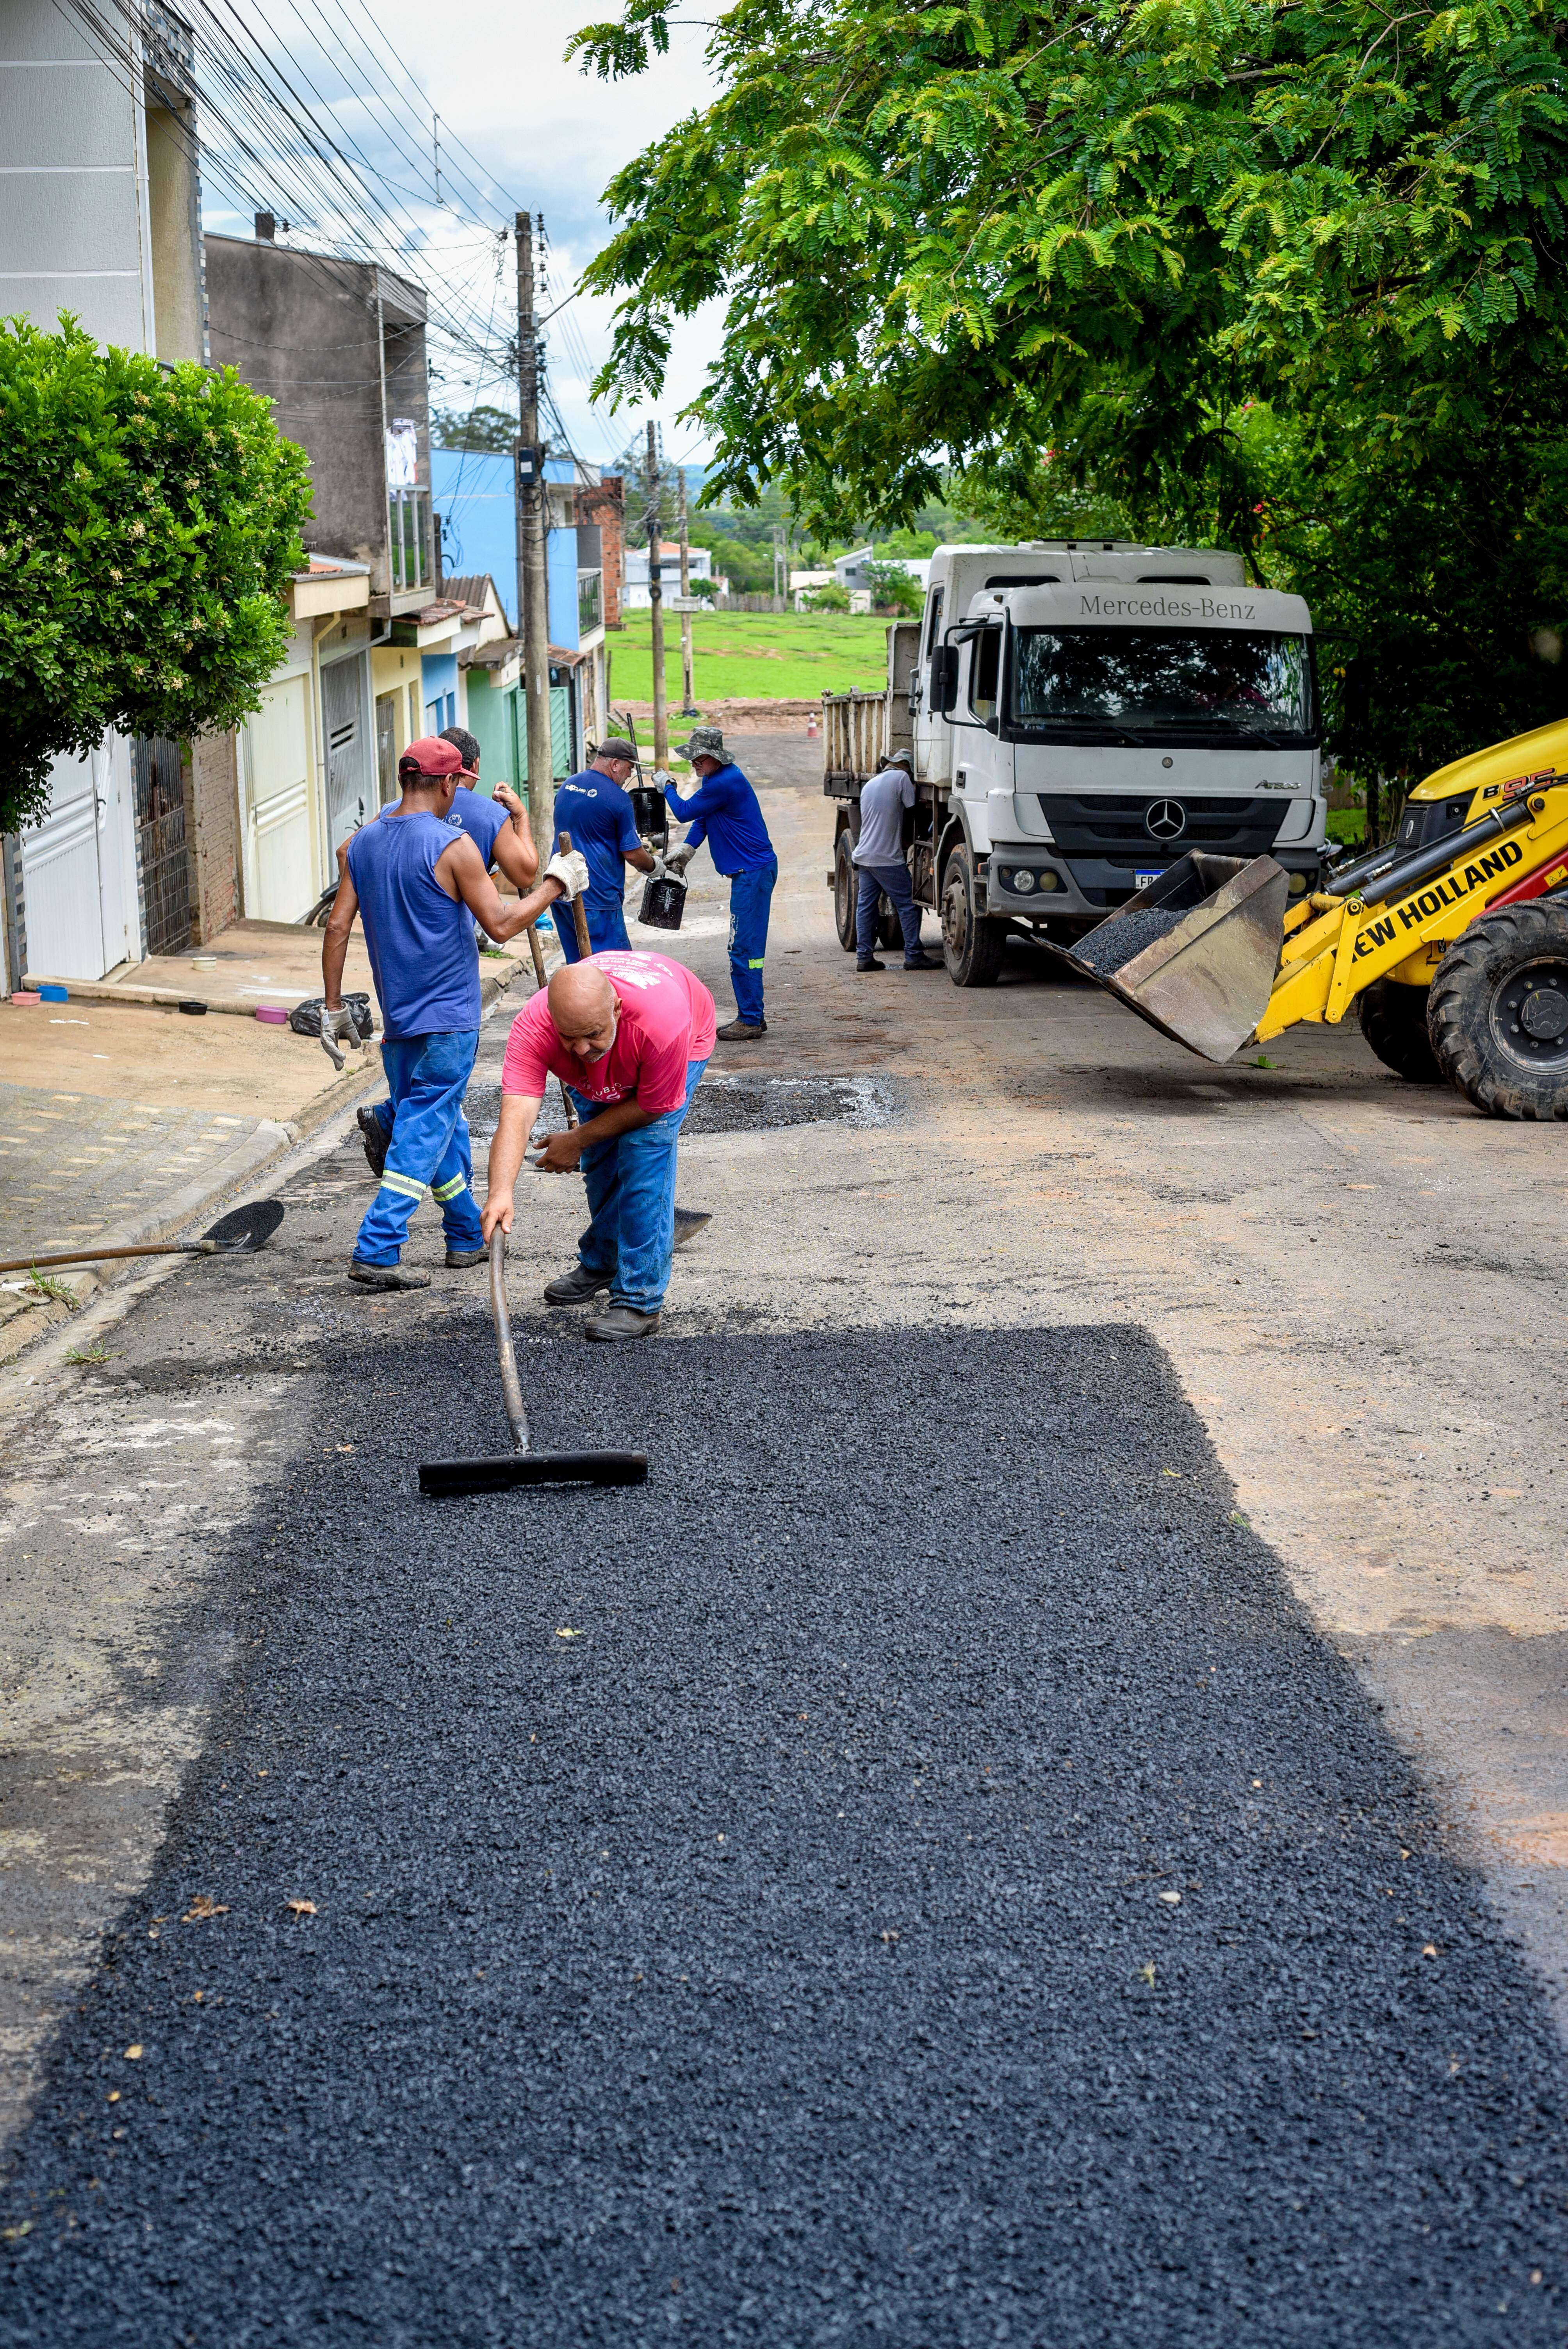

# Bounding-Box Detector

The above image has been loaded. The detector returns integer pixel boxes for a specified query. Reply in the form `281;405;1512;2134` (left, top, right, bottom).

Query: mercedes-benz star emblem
1145;800;1186;841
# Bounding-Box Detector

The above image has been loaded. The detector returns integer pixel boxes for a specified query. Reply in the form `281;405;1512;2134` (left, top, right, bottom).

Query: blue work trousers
856;859;924;963
352;1030;484;1267
554;886;631;963
727;857;777;1025
570;1058;708;1314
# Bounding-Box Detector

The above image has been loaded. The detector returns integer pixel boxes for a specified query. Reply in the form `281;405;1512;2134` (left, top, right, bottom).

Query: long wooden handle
558;829;594;959
0;1239;211;1276
489;1228;531;1456
523;919;578;1128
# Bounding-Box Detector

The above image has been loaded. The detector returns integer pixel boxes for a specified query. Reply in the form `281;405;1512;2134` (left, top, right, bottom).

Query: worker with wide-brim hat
663;724;777;1041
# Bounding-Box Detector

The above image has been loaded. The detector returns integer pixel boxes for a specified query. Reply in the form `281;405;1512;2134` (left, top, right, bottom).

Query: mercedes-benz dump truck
823;540;1324;984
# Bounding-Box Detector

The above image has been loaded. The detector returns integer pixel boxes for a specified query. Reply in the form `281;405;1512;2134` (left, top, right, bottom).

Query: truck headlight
1013;869;1037;894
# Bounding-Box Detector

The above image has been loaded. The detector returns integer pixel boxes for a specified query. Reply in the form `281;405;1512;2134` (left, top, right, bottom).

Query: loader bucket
1055;852;1290;1064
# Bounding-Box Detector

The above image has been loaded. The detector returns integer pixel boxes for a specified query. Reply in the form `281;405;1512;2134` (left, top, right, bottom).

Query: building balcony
388;487;433;595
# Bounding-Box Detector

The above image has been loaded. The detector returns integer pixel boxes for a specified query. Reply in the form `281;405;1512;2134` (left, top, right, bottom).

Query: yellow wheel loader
1060;718;1568;1118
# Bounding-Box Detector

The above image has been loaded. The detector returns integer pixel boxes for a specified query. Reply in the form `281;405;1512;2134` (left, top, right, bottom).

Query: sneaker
902;953;942;970
356;1105;388;1179
444;1246;487;1269
543;1263;612;1305
348;1260;430;1291
584;1304;661;1342
856;957;885;973
717;1017;767;1041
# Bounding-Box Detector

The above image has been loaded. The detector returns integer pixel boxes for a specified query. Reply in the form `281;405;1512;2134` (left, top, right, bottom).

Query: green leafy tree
431;403;519;453
802;580;850;611
0;319;311;836
861;556;923;614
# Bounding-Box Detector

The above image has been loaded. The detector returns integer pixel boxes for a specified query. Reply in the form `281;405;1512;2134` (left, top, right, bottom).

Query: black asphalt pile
463;1072;900;1142
4;1325;1566;2346
1074;905;1186;976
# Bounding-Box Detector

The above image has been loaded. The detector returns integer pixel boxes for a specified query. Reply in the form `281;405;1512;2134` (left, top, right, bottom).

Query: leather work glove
319;1002;364;1072
544;849;590;899
665;843;697;876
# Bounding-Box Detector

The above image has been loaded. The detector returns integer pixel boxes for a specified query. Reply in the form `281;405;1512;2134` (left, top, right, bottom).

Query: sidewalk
1;918;536;1360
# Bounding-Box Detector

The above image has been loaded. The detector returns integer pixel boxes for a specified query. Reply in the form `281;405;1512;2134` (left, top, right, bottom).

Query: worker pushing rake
1057;717;1568;1121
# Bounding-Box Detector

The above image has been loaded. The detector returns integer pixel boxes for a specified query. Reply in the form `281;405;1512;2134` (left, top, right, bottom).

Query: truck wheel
832;827;857;953
1356;978;1441;1084
1428;901;1568;1118
940;847;1006;987
877;899;903;951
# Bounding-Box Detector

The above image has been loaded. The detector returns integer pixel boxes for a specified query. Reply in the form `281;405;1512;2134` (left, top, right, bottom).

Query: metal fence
132;733;192;957
388;487;432;594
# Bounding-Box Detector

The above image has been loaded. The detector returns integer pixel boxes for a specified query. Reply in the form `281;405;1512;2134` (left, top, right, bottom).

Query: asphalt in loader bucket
1052;853;1290;1065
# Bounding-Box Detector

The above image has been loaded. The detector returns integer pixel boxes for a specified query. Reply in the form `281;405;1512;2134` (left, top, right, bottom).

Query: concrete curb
21;945;531;1024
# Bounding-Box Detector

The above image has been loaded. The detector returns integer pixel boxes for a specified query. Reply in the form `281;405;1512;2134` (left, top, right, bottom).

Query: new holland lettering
1390;837;1524;932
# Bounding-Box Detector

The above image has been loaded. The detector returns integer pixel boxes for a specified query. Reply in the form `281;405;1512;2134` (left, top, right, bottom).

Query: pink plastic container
10;991;40;1006
255;1005;290;1025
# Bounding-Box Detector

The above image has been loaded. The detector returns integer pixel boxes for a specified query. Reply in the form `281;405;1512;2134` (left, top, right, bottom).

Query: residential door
242;674;316;921
323;652;372;854
375;692;398;804
19;739;138;979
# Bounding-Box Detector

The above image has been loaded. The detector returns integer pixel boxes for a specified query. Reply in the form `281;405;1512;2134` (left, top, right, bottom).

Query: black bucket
629;784;668;849
640;872;687;931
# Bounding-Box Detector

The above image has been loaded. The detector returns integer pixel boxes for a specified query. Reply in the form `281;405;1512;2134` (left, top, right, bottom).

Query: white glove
666;843;696;876
544;849;590;898
319;1002;363;1071
652;768;677;791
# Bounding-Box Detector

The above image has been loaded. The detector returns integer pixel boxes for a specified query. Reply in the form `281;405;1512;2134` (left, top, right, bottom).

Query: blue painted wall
430;448;581;646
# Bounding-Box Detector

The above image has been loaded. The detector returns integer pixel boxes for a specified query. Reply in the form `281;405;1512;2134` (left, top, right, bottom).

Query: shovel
0;1199;285;1278
419;1228;648;1496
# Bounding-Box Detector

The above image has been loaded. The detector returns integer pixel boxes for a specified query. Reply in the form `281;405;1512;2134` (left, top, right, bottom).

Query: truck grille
1035;793;1281;858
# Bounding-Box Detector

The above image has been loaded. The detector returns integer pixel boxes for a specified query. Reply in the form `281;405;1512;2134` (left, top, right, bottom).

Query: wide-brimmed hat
674;725;728;763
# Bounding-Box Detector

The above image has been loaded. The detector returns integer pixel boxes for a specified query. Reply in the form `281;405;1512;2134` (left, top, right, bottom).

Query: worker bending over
352;727;540;1179
323;736;586;1291
483;951;716;1342
663;725;777;1041
550;737;658;962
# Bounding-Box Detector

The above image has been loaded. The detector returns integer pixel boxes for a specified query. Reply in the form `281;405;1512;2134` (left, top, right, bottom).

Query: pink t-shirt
501;950;718;1116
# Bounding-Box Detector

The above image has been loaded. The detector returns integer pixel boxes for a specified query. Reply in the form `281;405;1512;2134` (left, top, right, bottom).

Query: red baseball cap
399;735;464;779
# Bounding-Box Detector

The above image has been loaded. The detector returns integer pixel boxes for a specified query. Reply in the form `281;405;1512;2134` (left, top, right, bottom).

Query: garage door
243;674;317;921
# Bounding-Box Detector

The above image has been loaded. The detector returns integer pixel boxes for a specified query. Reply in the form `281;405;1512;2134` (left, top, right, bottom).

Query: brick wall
579;475;625;630
187;730;241;942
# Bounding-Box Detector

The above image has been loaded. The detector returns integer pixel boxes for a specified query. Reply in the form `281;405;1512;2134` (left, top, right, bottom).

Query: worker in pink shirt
483;949;716;1341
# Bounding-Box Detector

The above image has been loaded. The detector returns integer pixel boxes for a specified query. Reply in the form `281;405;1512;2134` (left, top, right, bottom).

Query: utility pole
516;211;554;844
677;468;698;716
646;421;668;768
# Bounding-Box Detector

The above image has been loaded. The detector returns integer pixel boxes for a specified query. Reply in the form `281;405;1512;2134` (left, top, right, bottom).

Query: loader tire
1428;901;1568;1119
1356;978;1441;1084
941;847;1006;988
833;826;857;953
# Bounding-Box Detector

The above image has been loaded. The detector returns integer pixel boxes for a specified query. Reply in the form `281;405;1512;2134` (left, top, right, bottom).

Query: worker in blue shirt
550;737;659;963
664;725;778;1041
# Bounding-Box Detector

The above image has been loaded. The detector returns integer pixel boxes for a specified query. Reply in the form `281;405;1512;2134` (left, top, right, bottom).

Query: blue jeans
727;858;777;1024
352;1030;485;1266
554;886;631;963
856;859;923;962
570;1057;708;1314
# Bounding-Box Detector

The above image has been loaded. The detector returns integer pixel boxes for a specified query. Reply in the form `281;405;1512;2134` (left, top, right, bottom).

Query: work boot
356;1105;388;1179
857;957;885;973
717;1016;766;1041
444;1246;487;1269
902;953;942;970
348;1260;430;1291
543;1262;612;1305
584;1304;661;1342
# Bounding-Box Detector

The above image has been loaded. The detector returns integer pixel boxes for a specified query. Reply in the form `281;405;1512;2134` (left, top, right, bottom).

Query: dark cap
399;735;464;780
594;736;639;764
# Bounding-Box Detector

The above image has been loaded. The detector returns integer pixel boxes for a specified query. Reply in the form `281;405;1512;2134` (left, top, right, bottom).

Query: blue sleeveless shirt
347;810;480;1041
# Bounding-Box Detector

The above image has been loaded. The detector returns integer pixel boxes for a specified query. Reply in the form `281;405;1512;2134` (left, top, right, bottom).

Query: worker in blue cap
321;736;587;1291
550;737;659;962
662;725;777;1041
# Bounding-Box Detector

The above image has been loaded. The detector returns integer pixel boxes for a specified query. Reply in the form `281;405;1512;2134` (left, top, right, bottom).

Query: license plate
1135;869;1161;891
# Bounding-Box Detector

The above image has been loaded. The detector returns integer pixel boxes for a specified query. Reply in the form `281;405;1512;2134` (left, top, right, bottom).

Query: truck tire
1428;901;1568;1118
1356;977;1441;1084
877;900;903;951
833;827;857;953
940;847;1006;987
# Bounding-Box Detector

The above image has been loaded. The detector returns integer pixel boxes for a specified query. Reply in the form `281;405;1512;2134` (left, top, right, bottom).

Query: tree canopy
0;319;311;836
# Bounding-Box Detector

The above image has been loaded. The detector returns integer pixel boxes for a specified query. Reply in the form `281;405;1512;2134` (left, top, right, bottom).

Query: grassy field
604;609;889;709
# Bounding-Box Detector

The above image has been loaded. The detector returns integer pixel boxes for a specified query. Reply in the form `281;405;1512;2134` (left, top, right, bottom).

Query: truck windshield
1010;627;1316;743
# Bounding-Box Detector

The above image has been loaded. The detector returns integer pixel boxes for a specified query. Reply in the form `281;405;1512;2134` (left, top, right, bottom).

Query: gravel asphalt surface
4;1319;1567;2345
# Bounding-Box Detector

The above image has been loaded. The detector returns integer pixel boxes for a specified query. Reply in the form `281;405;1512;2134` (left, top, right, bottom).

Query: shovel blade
419;1449;649;1497
203;1199;285;1253
1058;853;1290;1063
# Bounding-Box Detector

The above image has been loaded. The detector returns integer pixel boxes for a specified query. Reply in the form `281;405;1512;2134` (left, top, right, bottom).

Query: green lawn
603;609;890;709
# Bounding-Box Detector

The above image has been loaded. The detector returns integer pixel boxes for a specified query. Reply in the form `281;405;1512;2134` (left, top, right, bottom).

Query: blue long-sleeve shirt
665;762;774;877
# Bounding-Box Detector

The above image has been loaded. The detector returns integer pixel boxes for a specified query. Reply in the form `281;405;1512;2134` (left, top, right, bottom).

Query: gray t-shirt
853;765;915;866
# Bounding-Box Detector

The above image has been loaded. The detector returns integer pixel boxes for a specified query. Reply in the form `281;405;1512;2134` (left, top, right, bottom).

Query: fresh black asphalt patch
4;1324;1566;2345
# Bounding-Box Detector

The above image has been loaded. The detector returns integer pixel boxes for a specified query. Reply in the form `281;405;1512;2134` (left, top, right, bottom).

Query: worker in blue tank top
663;725;777;1041
323;736;588;1291
351;724;540;1180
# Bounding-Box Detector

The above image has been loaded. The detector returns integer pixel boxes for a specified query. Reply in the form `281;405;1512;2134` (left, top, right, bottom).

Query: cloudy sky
196;0;723;471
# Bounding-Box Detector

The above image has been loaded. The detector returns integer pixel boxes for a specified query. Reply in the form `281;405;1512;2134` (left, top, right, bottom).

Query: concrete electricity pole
677;468;698;717
645;421;668;768
516;211;554;843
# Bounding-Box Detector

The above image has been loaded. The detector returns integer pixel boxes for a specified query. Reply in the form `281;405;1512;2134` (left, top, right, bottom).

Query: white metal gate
20;740;138;979
322;651;371;855
242;674;317;921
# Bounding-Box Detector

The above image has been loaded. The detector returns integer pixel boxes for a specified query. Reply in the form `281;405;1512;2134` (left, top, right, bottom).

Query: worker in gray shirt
853;748;940;972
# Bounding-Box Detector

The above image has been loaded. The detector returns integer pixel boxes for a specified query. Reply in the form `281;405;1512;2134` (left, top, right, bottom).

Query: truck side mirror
930;644;959;715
